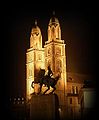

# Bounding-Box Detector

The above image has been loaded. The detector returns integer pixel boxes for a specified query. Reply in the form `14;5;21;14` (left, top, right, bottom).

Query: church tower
26;15;67;106
44;13;67;107
26;21;45;100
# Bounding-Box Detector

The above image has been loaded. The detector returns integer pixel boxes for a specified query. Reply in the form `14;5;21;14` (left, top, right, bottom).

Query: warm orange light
26;17;67;103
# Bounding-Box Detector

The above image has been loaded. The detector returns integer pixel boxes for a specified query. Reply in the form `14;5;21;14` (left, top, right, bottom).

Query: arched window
72;86;78;94
51;26;55;40
72;86;75;94
55;25;59;39
56;59;62;73
48;26;51;41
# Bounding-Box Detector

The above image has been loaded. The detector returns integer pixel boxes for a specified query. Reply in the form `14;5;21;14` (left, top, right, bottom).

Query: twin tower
26;15;67;106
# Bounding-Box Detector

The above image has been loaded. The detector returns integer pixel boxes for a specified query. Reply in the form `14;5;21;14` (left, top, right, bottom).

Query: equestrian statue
31;66;60;95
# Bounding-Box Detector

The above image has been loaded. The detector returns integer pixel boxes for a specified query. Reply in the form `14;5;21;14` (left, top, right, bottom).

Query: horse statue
42;74;60;94
31;66;60;95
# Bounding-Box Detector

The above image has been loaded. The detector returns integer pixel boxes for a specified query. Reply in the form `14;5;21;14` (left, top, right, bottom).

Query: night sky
2;1;96;99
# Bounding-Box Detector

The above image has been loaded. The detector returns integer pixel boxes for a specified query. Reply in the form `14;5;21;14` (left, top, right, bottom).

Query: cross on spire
35;19;37;26
52;11;55;16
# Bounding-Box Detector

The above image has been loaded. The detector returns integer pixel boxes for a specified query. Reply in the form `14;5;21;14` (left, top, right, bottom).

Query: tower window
72;86;78;94
72;86;75;94
76;86;78;94
56;47;61;55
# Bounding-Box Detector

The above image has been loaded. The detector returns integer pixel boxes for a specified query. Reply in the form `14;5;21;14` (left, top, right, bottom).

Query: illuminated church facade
26;15;94;119
26;15;66;99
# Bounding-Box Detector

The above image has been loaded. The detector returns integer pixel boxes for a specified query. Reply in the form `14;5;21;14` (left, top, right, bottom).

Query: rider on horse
31;65;60;94
44;66;53;84
45;65;53;77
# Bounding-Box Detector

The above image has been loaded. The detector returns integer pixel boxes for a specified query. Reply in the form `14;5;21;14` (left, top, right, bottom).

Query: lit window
22;101;24;104
18;98;20;100
72;86;75;94
72;86;78;94
22;97;24;100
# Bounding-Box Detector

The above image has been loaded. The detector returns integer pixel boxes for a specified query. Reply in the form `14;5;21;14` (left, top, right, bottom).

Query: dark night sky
2;1;96;98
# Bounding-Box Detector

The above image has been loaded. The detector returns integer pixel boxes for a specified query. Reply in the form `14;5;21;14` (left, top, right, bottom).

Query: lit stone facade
26;16;93;119
44;17;67;106
26;21;45;99
26;16;67;105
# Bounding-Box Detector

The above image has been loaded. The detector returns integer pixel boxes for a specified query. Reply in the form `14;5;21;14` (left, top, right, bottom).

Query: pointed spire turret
48;12;61;41
30;19;42;48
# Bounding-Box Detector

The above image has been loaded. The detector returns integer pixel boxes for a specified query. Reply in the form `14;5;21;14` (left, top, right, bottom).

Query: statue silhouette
31;66;60;95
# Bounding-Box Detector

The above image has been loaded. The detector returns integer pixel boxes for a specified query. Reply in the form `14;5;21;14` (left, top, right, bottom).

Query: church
26;14;95;119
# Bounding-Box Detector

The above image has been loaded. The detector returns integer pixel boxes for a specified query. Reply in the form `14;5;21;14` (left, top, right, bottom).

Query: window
70;98;72;104
72;86;78;94
56;59;62;74
56;48;61;55
72;86;75;94
76;86;78;94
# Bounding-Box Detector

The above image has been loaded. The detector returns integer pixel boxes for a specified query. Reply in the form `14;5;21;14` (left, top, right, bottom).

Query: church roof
67;72;92;84
49;17;59;25
49;12;60;26
31;20;41;34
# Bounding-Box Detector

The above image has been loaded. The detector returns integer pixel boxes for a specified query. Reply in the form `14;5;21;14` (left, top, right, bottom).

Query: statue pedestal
30;94;60;120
